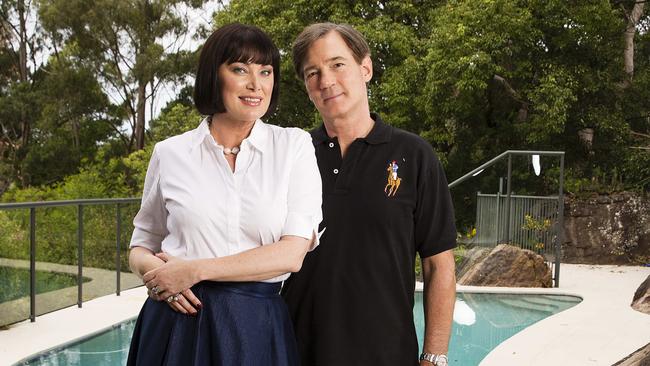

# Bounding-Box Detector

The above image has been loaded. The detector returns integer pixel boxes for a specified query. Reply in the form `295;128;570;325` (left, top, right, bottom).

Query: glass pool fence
0;198;141;326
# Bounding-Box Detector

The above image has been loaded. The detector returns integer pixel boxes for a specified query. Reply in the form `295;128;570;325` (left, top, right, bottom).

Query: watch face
435;355;448;366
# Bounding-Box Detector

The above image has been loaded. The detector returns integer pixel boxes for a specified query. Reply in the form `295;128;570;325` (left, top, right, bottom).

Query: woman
127;23;321;366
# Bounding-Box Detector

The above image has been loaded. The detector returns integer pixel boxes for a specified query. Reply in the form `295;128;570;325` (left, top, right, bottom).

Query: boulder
612;342;650;366
455;246;491;279
631;275;650;315
458;244;552;287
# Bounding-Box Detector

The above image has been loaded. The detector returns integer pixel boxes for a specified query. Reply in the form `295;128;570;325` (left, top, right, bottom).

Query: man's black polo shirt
281;114;456;366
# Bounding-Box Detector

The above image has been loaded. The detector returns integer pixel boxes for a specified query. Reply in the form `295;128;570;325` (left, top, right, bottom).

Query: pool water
0;266;85;303
21;292;581;366
22;320;135;366
415;292;581;365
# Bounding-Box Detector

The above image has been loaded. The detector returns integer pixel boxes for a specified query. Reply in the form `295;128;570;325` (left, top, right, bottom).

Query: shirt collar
245;119;270;153
364;113;392;144
191;117;212;149
311;112;392;145
191;117;270;153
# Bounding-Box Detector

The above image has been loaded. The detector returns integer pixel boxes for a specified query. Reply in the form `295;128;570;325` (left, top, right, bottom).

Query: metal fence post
505;153;513;244
77;204;83;308
116;203;121;296
555;154;565;287
29;207;36;322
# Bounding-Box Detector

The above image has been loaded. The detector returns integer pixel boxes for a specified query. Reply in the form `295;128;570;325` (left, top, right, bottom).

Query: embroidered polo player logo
384;160;401;197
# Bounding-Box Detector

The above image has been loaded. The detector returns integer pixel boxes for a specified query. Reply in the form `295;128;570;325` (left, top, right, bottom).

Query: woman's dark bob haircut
194;23;281;119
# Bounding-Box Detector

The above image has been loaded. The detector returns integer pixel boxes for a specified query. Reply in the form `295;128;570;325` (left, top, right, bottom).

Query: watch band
419;352;448;366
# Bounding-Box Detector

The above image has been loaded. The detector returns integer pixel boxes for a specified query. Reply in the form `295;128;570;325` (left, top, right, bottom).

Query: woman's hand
148;287;202;315
143;253;202;309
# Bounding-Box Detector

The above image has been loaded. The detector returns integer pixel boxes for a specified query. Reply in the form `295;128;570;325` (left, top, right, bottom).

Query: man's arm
420;249;456;365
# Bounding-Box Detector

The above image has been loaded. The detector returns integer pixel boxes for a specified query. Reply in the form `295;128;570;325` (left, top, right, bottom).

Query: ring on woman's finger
166;294;179;303
152;286;161;295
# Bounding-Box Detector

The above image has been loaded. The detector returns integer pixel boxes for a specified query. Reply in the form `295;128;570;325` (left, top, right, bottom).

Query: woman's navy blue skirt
127;281;299;366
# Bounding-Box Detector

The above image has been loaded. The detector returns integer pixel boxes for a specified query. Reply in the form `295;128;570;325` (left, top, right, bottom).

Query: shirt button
328;142;335;148
333;168;339;174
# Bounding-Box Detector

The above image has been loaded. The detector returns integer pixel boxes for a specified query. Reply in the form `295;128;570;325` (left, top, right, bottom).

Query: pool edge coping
11;315;139;366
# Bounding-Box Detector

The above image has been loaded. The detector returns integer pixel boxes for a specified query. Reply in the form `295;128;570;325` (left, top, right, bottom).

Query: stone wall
563;192;650;264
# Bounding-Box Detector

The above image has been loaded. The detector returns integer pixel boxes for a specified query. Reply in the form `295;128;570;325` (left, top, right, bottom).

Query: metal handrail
0;197;140;209
0;198;141;323
447;150;565;287
449;150;565;189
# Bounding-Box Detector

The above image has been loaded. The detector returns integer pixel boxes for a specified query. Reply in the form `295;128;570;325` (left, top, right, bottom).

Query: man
281;23;457;366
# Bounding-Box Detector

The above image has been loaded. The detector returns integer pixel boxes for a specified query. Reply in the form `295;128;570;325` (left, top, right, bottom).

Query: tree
0;0;46;189
22;54;115;185
620;0;646;85
38;0;207;151
211;0;649;230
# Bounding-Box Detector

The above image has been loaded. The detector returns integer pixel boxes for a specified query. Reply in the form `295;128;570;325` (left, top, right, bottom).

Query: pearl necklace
223;146;240;155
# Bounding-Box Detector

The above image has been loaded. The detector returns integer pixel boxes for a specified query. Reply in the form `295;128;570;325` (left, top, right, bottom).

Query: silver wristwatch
419;352;448;366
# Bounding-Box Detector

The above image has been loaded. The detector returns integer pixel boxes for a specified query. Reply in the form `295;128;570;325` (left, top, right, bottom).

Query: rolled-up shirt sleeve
130;144;168;252
281;131;323;250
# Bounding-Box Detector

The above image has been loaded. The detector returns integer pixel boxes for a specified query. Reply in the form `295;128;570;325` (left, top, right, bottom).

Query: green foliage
149;104;203;142
0;210;28;259
622;149;650;191
565;167;627;197
1;0;649;271
37;0;206;151
213;0;648;196
0;102;196;269
23;57;115;186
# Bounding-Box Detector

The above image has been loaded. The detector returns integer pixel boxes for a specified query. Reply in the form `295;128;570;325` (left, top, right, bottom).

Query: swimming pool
0;266;86;303
414;292;581;365
18;292;581;365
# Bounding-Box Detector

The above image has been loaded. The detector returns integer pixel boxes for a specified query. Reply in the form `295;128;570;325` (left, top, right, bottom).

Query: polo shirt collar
312;112;392;145
311;123;329;145
191;117;270;153
364;113;392;145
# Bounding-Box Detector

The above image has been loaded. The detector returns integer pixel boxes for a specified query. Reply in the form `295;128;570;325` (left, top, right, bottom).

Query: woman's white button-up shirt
130;118;322;282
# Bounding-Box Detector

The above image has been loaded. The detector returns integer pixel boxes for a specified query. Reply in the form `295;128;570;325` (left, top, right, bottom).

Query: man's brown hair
292;23;371;80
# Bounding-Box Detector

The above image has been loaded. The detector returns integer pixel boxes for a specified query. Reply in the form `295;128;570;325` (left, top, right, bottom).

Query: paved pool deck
0;263;648;365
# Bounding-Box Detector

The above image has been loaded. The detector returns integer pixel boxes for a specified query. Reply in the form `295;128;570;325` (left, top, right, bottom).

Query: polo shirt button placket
333;168;339;175
328;142;335;148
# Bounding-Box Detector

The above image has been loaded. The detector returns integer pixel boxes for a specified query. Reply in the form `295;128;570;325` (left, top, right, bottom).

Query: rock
458;244;552;287
612;342;650;366
563;192;650;265
455;246;491;279
631;275;650;315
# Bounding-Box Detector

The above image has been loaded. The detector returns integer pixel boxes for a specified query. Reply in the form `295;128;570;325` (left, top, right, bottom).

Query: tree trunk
135;81;147;150
622;2;645;87
17;0;29;186
17;0;29;149
72;118;80;151
17;1;27;82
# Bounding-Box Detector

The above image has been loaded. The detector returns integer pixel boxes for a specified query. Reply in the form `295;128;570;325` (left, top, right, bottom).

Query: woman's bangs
225;33;275;66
